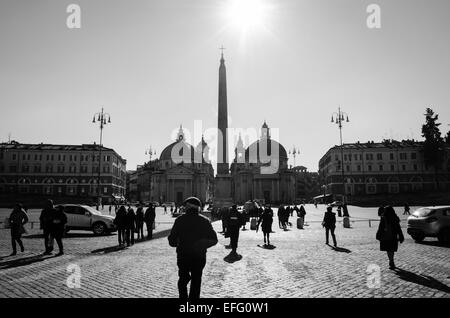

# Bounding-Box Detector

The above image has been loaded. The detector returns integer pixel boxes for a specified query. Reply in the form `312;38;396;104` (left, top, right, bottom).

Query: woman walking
8;204;28;256
322;206;337;247
376;206;404;269
257;206;273;246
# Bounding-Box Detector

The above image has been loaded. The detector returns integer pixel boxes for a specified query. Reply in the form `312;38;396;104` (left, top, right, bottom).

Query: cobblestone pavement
0;206;449;298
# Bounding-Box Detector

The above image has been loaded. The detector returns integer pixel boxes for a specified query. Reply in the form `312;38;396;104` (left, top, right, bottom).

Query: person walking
285;206;292;228
50;205;67;256
114;206;127;246
220;207;229;235
144;203;156;239
125;206;136;246
40;199;56;255
225;204;244;258
278;205;285;229
168;197;218;300
298;204;306;229
322;206;337;247
135;204;145;240
376;206;404;269
8;203;28;256
403;203;411;215
257;206;273;246
109;204;112;214
164;205;167;214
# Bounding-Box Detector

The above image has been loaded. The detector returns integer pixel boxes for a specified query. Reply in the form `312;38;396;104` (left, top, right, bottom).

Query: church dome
244;139;288;163
159;140;196;162
159;126;197;163
243;122;288;163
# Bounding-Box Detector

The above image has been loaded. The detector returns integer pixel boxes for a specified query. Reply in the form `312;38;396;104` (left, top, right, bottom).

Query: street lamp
288;146;299;167
145;146;156;161
92;107;111;207
331;106;349;202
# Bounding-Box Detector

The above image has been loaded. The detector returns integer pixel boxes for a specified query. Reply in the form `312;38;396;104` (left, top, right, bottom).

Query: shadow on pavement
91;245;127;254
90;229;172;254
0;254;52;270
417;241;450;248
22;232;115;239
394;268;450;293
224;253;243;264
257;244;276;250
331;246;352;253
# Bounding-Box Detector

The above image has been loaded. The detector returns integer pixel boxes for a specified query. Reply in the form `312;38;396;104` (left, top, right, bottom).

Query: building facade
0;141;127;203
318;140;450;198
291;166;321;201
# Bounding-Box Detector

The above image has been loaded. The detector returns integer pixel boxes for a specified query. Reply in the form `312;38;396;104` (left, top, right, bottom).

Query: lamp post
145;146;156;162
331;107;350;203
289;146;299;167
145;146;156;203
92;107;111;207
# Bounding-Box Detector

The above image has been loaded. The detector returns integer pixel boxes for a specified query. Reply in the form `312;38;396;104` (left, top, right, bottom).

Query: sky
0;0;449;172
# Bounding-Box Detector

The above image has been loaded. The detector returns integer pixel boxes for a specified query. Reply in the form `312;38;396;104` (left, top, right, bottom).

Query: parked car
57;204;116;235
162;202;176;208
407;206;450;243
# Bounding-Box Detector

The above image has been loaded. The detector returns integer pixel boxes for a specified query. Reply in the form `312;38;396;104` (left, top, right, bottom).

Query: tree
421;108;445;189
445;130;450;145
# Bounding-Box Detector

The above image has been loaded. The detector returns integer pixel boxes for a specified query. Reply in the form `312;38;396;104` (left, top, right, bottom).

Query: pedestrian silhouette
322;206;337;247
144;203;156;239
40;199;56;255
8;203;28;256
114;206;127;246
257;205;273;246
50;205;67;256
168;197;218;300
135;204;145;240
376;206;404;269
224;204;245;259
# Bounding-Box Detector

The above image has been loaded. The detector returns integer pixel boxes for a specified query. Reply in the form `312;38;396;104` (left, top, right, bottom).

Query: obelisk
214;48;233;207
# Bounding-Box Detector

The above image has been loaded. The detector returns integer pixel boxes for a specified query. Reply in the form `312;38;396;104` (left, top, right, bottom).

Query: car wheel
437;228;450;244
92;222;107;235
411;234;425;242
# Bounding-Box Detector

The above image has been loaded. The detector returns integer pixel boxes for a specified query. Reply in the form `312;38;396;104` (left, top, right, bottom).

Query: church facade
143;127;214;205
230;122;296;205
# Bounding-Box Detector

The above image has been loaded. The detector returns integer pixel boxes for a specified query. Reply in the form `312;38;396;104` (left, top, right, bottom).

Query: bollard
343;216;351;228
297;217;304;229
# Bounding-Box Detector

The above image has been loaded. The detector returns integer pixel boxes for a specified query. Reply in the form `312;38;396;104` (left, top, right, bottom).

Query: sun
225;0;269;32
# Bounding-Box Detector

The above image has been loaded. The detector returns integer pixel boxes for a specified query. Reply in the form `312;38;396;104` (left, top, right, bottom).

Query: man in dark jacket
114;206;127;246
144;204;156;239
225;204;244;258
40;199;56;255
135;204;145;240
125;206;136;246
168;197;218;300
50;206;68;256
322;206;337;247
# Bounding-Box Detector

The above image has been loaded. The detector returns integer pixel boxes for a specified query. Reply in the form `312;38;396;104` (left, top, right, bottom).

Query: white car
58;204;116;235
